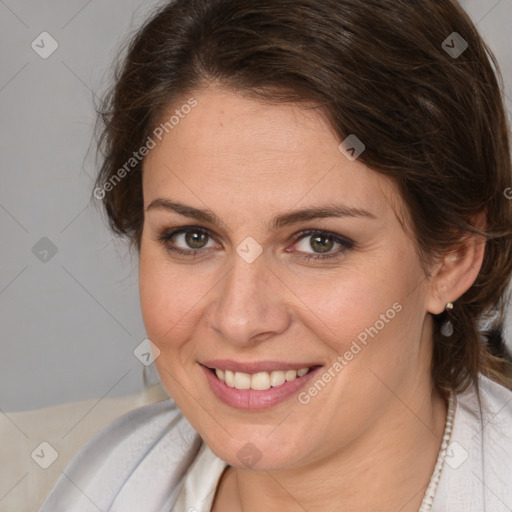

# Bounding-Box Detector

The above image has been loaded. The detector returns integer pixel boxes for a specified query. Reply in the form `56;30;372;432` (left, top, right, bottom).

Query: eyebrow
145;198;377;229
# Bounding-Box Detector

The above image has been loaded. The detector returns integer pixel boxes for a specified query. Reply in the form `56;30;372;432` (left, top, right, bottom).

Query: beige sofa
0;384;170;512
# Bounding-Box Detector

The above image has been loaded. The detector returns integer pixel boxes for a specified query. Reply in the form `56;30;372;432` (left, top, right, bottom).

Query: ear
426;211;487;315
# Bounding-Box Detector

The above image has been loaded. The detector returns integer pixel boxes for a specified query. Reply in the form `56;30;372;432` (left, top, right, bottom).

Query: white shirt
37;374;512;512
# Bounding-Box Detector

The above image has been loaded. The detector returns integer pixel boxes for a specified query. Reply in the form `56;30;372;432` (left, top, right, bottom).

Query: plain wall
1;0;511;412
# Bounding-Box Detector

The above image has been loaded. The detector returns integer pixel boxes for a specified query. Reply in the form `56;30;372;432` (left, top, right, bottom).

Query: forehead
142;86;401;224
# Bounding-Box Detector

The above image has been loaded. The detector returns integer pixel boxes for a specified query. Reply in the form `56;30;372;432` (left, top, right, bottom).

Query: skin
139;84;486;511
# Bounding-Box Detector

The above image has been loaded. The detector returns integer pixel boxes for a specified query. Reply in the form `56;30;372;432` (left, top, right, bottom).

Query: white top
37;374;512;512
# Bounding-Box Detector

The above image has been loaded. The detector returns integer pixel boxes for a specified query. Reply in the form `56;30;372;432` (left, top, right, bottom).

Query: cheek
139;247;211;355
139;246;181;344
287;262;397;338
291;254;423;369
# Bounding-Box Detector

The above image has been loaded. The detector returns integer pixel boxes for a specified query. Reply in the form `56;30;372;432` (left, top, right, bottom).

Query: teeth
285;370;297;381
233;372;251;389
225;370;235;388
270;370;286;387
213;367;311;390
251;372;271;391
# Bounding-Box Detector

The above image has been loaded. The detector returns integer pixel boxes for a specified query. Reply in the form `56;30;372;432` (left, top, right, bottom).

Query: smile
200;361;323;410
213;367;311;390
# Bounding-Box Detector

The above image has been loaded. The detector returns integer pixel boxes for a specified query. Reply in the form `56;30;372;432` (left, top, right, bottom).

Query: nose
206;251;291;347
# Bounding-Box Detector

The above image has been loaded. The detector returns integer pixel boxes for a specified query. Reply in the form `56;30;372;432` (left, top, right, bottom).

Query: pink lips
199;362;323;410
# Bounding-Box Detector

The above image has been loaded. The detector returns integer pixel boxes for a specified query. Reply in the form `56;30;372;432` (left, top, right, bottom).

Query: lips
200;360;323;410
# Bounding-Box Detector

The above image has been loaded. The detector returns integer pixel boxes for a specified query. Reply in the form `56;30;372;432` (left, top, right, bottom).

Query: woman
38;0;512;510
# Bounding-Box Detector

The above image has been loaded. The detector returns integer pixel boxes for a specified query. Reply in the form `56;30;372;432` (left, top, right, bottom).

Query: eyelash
155;226;354;261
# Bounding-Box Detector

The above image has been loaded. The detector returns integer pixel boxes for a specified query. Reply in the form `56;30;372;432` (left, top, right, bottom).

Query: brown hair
92;0;512;393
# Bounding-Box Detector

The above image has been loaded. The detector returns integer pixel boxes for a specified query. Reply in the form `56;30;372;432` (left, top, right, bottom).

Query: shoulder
475;375;512;476
465;374;512;451
432;374;512;511
38;398;202;512
456;374;512;463
477;373;512;424
455;373;512;439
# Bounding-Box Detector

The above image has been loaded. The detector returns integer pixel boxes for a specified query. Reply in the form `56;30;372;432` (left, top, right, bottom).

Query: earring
446;302;454;310
441;320;454;336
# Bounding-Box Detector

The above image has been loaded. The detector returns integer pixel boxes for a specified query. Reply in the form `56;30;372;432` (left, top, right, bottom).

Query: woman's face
139;85;437;470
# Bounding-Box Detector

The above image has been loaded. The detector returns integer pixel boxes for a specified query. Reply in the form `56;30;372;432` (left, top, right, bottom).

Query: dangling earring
442;302;454;336
441;319;454;336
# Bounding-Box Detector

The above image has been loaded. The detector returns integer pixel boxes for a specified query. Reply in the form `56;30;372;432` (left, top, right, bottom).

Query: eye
155;226;354;262
290;230;354;261
156;226;218;257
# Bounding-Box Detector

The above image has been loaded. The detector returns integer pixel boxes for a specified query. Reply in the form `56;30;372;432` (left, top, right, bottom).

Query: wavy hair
92;0;512;393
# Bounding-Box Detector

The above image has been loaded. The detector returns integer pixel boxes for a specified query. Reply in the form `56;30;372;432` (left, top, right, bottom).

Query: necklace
417;391;456;512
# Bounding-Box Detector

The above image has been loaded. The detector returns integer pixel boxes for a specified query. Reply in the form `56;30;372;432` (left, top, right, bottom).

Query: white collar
172;442;228;512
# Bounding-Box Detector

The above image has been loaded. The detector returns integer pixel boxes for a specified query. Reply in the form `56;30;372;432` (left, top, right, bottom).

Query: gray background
1;0;511;412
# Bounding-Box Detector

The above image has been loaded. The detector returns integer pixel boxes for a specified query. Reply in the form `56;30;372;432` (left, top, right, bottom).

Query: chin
202;427;310;471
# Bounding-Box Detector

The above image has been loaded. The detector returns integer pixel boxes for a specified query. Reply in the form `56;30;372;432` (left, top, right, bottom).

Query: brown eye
157;226;217;256
183;230;209;249
309;234;335;253
292;230;354;261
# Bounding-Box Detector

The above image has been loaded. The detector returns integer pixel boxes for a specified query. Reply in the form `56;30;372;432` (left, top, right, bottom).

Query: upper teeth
214;367;310;390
